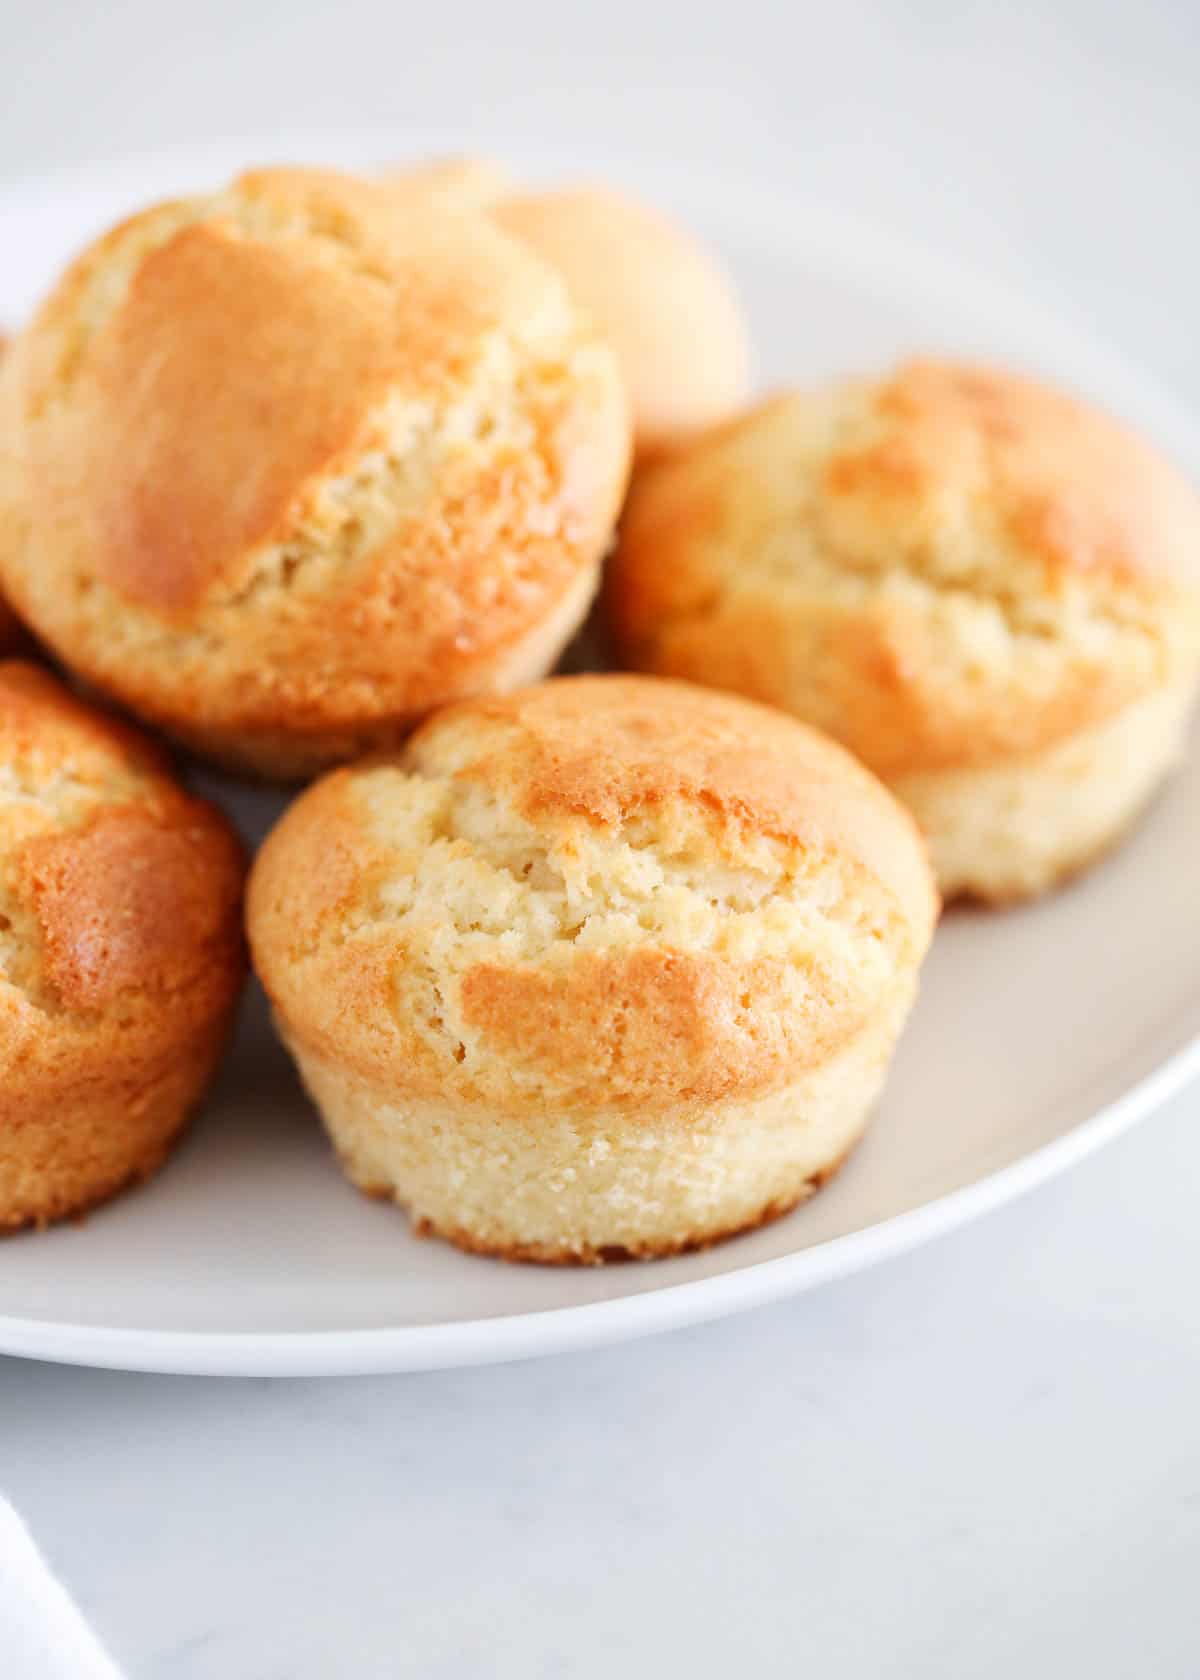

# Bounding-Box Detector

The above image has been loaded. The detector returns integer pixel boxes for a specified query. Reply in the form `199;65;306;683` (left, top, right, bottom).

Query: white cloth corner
0;1496;125;1679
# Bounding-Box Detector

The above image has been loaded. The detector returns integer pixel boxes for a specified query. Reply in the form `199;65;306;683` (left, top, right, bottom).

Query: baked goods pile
0;158;1196;1259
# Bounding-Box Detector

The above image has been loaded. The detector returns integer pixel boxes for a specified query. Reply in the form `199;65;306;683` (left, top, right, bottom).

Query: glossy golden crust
454;945;849;1105
0;662;246;1229
0;167;631;776
248;675;936;1116
14;805;241;1011
609;362;1200;777
80;222;404;615
491;187;750;458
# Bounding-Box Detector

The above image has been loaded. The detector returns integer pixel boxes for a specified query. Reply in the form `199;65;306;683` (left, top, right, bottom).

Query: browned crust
0;665;247;1041
0;168;631;773
867;362;1200;587
0;1137;180;1235
608;362;1200;778
457;945;865;1107
0;663;247;1230
82;221;405;614
0;1004;235;1232
352;1133;862;1266
409;675;939;932
0;658;171;777
13;803;245;1012
0;1099;189;1234
248;677;937;1108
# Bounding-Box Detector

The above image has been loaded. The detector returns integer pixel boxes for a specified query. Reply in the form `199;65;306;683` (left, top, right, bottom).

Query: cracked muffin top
608;360;1200;777
0;167;631;777
0;661;245;1089
247;675;937;1114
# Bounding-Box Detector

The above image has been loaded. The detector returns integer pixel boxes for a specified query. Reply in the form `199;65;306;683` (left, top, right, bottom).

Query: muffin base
0;1017;235;1234
117;561;603;783
285;1003;908;1265
891;679;1197;905
404;1142;860;1265
0;1124;186;1235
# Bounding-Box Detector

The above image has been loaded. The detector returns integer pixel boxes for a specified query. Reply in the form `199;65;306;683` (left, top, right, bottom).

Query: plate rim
2;129;1198;1376
3;1023;1198;1375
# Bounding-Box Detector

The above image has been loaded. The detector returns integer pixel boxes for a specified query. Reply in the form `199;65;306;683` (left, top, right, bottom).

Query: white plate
1;133;1198;1377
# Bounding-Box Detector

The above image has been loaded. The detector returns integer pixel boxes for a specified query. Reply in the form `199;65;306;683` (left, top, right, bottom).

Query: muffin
248;675;937;1262
490;186;750;459
0;663;245;1230
0;166;630;778
609;361;1200;903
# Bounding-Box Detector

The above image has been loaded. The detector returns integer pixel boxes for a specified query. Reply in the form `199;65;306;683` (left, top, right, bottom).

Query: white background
2;3;1200;1675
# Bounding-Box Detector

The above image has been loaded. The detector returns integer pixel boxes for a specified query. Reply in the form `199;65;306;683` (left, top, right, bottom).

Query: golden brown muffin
490;186;751;460
0;663;246;1230
609;361;1200;902
0;166;631;778
248;675;937;1262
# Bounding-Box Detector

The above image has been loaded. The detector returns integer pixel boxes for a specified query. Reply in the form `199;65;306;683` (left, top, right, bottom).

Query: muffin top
609;360;1200;776
248;675;936;1114
0;167;630;772
491;186;750;458
0;662;245;1081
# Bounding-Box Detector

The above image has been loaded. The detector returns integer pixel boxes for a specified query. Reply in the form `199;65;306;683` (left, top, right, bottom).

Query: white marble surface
2;3;1200;1674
